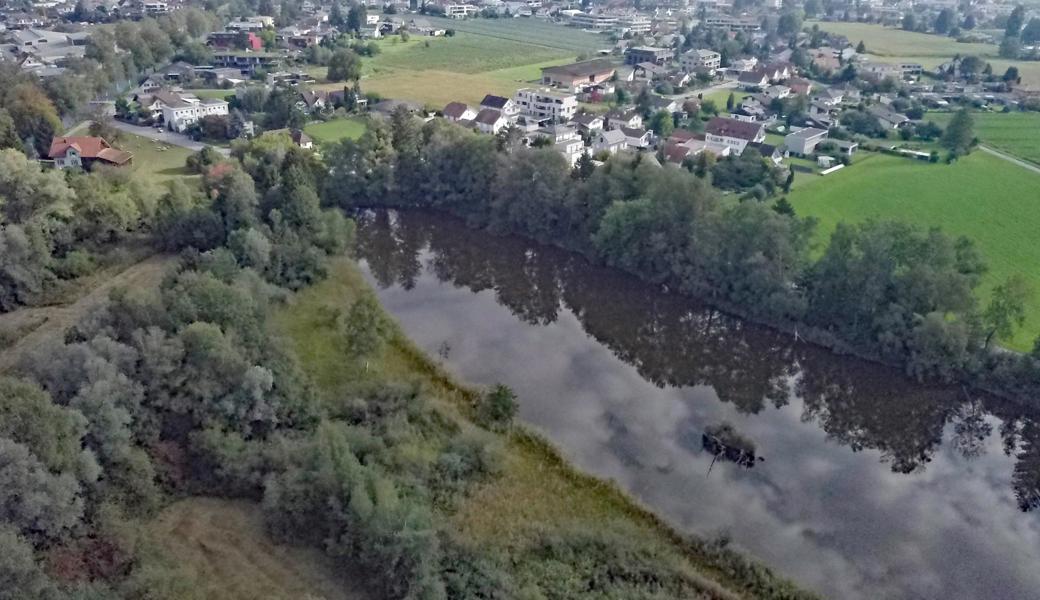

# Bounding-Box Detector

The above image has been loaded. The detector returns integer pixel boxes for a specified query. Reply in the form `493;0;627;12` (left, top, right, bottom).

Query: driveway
110;121;231;156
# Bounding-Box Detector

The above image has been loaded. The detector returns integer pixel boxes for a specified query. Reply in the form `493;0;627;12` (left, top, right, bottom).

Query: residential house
867;105;909;129
619;126;652;149
812;87;844;106
729;56;759;72
749;142;785;165
783;126;828;156
634;62;669;81
704;116;765;155
569;11;619;30
571;112;604;133
514;88;578;123
47;136;132;170
290;129;313;149
534;124;584;165
738;69;769;90
763;85;790;100
787;77;813;96
296;89;328;113
605;108;642;130
680;49;721;73
592;128;627;155
444;4;479;18
624;46;671;66
156;90;230;132
474;108;508;134
207;31;264;51
212;51;280;74
480;94;519;119
859;61;904;81
649;95;681;114
443;101;477;122
540;59;616;92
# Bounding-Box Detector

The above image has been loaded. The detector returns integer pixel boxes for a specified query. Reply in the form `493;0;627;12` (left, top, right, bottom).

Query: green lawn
929;111;1040;165
808;21;1040;86
191;88;238;100
303;118;367;144
788;151;1040;350
115;132;194;181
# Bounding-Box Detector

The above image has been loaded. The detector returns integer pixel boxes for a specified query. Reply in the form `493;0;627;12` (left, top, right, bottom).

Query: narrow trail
0;254;177;373
979;145;1040;176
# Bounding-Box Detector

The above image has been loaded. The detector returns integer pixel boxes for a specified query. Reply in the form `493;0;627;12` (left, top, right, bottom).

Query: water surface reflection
356;210;1040;600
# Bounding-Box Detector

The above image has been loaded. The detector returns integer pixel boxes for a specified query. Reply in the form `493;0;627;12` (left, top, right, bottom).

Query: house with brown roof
541;59;617;92
47;137;132;170
704;117;765;155
474;108;508;134
443;101;477;122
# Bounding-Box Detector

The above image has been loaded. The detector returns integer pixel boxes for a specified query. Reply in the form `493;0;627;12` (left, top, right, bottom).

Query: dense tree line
324;113;1040;402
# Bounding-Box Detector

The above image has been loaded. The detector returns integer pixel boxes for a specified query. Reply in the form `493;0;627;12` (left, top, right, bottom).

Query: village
3;0;1037;185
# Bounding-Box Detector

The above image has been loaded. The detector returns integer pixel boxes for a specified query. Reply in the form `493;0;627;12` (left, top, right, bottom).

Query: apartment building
680;49;721;73
514;87;578;123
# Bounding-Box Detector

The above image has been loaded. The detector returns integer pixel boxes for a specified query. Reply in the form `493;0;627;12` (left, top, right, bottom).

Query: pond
355;209;1040;600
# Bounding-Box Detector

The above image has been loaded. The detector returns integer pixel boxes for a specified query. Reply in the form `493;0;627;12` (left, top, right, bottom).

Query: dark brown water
355;209;1040;600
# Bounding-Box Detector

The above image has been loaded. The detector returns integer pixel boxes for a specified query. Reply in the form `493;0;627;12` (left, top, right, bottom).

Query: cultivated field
303;117;367;144
808;21;1040;86
331;19;610;106
929;111;1040;165
789;151;1040;350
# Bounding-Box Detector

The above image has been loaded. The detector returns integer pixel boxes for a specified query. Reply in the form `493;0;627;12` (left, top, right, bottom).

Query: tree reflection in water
354;209;1040;511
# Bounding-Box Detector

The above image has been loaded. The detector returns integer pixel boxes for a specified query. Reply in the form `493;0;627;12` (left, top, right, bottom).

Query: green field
808;21;1040;86
303;117;367;144
191;88;237;100
789;151;1040;350
319;19;610;107
116;132;194;181
929;111;1040;165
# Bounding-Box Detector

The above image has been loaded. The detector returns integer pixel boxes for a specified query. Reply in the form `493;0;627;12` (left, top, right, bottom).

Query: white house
474;108;508;134
783;127;828;156
480;94;519;119
443;101;477;122
704;116;765;155
159;92;230;132
592;128;627;155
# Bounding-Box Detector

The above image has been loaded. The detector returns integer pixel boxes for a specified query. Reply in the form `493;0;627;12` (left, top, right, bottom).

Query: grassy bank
788;150;1040;350
271;257;815;600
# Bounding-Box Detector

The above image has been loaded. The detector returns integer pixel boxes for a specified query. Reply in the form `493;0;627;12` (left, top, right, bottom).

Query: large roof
443;101;471;119
541;59;616;79
705;117;763;141
480;94;510;109
474;108;504;125
48;136;131;164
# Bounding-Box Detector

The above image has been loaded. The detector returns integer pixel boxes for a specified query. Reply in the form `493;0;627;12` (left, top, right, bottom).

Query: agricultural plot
929;111;1040;165
339;19;611;107
808;21;1040;86
788;151;1040;350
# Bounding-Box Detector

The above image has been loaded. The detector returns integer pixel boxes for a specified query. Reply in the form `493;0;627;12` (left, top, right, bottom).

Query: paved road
979;145;1040;176
110;121;231;156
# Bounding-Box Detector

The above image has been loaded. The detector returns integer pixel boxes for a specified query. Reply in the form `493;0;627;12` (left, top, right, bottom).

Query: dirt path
980;145;1040;176
0;254;177;373
150;498;373;600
